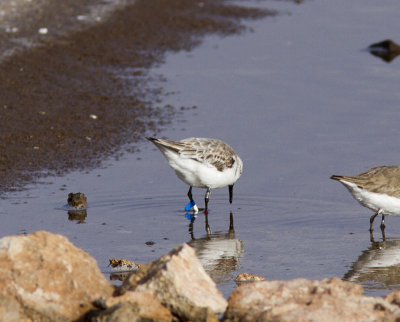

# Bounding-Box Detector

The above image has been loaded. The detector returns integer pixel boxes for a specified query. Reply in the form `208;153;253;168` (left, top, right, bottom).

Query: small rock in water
368;39;400;52
236;273;265;282
368;39;400;62
67;192;87;210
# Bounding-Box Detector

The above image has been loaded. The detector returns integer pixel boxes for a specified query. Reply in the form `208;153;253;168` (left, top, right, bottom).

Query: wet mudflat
0;0;269;191
2;0;400;299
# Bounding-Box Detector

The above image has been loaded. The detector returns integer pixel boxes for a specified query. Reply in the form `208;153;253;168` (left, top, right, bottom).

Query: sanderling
331;165;400;231
147;137;243;214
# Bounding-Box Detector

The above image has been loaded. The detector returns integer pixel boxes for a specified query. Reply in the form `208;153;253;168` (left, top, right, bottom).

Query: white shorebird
147;137;243;213
331;165;400;231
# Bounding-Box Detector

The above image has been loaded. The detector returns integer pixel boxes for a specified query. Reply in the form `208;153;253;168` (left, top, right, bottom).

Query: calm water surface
2;0;400;298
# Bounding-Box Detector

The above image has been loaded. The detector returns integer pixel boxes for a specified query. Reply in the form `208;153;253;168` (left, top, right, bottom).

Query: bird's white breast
340;180;400;215
163;149;240;189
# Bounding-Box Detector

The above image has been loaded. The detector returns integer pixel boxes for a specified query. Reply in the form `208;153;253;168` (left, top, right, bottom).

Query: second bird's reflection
187;212;244;283
344;231;400;292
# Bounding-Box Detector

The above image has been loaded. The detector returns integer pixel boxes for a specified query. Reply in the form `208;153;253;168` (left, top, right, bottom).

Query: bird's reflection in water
344;229;400;291
188;212;244;283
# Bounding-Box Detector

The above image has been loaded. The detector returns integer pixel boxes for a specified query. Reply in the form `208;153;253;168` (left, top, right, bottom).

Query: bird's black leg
380;214;386;230
204;188;211;213
187;186;194;202
369;211;380;231
229;184;234;204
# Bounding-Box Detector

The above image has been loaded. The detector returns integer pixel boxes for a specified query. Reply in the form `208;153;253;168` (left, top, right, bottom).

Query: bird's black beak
229;184;234;204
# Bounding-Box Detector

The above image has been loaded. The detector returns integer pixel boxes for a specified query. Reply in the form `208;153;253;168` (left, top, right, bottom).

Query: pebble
38;27;48;34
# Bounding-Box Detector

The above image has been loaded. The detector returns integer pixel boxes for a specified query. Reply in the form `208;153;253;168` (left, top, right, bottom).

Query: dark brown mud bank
0;0;272;193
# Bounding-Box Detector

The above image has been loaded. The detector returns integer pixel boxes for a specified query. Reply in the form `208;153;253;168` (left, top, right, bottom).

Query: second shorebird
147;137;243;214
331;166;400;231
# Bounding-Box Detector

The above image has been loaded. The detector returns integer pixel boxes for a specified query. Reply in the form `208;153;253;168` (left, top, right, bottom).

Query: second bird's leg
204;188;211;213
380;214;386;230
369;210;381;231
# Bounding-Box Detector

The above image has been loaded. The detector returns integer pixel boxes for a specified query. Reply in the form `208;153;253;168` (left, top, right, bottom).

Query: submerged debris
235;273;265;283
109;258;142;272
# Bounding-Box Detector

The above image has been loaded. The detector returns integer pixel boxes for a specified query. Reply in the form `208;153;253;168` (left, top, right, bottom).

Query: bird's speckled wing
332;165;400;198
179;138;236;172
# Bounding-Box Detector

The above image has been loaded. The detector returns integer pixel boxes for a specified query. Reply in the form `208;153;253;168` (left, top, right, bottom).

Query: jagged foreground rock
3;231;400;321
224;277;400;321
0;231;225;321
0;231;114;321
101;243;228;321
88;291;173;321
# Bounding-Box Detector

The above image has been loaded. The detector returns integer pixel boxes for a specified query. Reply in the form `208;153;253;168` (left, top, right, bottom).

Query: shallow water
2;0;400;298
